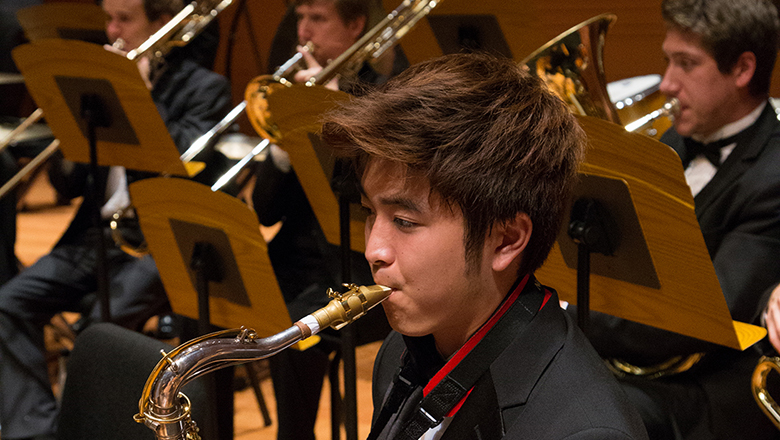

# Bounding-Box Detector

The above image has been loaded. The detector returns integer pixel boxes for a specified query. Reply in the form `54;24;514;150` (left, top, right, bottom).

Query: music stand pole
188;241;233;440
567;198;618;336
81;93;111;322
339;192;359;440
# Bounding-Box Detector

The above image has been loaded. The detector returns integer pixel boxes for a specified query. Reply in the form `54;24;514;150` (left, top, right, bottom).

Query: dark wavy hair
662;0;780;97
321;52;586;275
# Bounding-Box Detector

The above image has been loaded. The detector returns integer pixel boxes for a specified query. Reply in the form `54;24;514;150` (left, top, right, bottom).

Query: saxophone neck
305;284;391;332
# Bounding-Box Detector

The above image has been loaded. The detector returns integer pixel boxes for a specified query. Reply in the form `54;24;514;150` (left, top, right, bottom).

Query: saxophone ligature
134;284;391;440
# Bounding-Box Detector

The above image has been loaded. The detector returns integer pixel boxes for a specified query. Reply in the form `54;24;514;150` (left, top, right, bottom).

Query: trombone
185;0;442;181
0;0;235;201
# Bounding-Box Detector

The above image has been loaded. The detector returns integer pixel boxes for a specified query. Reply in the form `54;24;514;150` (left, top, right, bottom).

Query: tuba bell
521;14;622;124
521;13;678;136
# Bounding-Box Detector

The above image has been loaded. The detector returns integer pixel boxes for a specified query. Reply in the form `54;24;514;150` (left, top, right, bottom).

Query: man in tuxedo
574;0;780;438
320;52;649;440
0;0;231;438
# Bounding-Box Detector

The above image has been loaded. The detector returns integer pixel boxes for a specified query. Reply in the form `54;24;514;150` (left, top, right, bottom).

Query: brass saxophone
134;284;391;439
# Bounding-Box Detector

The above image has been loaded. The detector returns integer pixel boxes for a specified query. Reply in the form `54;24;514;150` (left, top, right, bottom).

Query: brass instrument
521;13;678;136
624;97;680;133
188;0;442;196
0;0;235;202
524;14;694;378
245;0;442;142
135;284;391;440
753;356;780;430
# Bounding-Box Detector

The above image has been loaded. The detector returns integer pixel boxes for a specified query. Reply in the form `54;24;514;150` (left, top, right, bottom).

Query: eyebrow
375;194;424;213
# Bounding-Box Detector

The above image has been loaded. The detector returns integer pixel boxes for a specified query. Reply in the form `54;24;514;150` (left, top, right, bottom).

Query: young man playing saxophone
320;52;649;440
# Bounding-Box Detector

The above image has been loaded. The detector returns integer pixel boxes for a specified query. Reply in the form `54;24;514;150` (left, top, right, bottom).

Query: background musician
320;52;648;439
569;0;780;438
251;1;407;439
0;0;231;438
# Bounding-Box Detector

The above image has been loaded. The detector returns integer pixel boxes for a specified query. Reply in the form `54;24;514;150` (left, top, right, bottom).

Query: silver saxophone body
134;284;391;440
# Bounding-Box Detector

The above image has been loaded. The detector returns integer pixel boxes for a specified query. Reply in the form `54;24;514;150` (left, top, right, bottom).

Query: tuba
753;356;780;430
521;13;678;135
134;284;391;440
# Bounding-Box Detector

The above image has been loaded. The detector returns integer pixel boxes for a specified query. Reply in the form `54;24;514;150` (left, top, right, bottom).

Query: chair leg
243;361;273;427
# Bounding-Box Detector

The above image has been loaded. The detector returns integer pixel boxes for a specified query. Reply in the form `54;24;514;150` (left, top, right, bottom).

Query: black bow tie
683;132;743;168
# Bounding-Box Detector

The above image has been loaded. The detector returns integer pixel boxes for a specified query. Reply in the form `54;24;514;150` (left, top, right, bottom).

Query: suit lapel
694;104;778;216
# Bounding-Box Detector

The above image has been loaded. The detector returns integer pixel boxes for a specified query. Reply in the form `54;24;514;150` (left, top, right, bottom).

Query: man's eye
394;217;416;228
678;58;696;72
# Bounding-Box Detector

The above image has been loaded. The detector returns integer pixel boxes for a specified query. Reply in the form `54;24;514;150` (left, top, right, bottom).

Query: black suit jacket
666;103;780;328
372;285;648;440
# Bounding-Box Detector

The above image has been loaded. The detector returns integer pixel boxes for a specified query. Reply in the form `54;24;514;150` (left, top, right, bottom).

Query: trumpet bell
521;13;621;125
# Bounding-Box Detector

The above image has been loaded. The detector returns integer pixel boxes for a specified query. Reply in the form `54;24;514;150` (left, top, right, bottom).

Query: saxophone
134;284;391;440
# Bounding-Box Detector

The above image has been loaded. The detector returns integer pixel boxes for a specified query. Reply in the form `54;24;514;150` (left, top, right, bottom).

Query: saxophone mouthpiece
309;284;391;331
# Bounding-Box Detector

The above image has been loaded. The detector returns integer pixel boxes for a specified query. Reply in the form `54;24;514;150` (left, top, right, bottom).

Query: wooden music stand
129;177;292;336
259;82;366;252
12;39;196;177
536;115;766;351
130;177;298;439
12;39;200;321
16;3;108;45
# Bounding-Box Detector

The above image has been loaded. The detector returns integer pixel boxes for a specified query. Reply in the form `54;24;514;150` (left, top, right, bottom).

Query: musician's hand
292;45;339;91
764;283;780;352
103;44;153;90
136;57;153;90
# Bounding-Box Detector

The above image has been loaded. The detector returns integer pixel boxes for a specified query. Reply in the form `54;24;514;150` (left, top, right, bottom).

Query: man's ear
491;212;532;272
150;13;173;34
732;51;757;89
346;15;367;42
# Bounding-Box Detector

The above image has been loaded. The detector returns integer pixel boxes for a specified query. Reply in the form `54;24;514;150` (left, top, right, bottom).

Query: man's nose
364;221;393;270
297;20;311;43
106;21;120;42
659;67;679;97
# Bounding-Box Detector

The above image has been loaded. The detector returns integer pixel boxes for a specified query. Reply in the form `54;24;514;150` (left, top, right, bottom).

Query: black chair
56;322;210;440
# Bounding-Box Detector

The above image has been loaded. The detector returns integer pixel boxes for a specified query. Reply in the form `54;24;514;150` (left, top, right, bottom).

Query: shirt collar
694;101;766;144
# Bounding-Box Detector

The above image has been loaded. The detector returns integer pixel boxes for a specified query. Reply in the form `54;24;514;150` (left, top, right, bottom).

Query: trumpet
134;284;391;440
0;0;235;202
753;355;780;430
